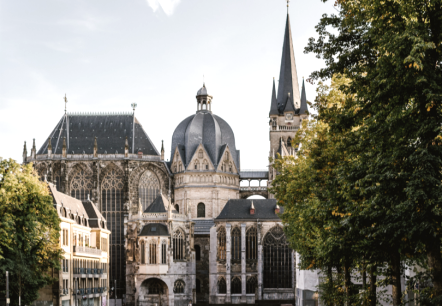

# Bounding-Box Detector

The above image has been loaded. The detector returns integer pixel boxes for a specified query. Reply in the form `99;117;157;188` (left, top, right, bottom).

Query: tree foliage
0;159;62;306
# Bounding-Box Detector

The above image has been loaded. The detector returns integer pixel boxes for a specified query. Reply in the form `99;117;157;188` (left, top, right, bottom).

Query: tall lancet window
246;227;257;261
141;241;145;264
70;168;93;201
231;227;241;262
139;170;160;211
173;229;185;260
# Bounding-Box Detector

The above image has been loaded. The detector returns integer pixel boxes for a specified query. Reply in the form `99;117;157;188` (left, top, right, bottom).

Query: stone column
226;223;231;303
257;221;263;300
241;223;246;301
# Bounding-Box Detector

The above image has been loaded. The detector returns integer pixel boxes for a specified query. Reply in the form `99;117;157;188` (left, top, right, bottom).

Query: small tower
161;140;165;161
31;139;36;159
22;141;27;164
196;83;213;112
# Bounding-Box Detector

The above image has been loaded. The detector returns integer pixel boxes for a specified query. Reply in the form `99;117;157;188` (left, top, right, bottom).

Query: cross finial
287;0;290;12
131;103;137;113
64;94;68;114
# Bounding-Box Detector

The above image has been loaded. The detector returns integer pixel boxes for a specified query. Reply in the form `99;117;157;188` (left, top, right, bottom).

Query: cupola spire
196;83;212;112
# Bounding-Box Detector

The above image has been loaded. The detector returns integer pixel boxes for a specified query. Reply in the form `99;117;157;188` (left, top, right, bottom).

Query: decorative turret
161;140;165;161
62;137;67;158
47;137;52;157
31;139;36;159
300;77;308;115
196;83;213;112
269;77;278;116
22;141;27;164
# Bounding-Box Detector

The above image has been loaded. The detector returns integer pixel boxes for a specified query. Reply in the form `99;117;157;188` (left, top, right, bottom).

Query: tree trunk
344;259;351;306
427;239;442;306
326;265;334;306
390;251;401;306
369;264;377;306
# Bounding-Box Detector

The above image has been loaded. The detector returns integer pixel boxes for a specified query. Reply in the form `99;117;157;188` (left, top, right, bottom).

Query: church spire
269;77;278;116
300;77;308;114
277;12;300;114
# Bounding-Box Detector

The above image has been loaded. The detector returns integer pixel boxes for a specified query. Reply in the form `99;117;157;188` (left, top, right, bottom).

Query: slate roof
170;110;240;169
193;219;214;235
143;194;178;214
37;114;159;156
216;199;283;220
139;223;169;236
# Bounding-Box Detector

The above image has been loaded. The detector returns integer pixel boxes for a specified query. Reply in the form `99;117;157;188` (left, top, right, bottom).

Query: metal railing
240;186;268;191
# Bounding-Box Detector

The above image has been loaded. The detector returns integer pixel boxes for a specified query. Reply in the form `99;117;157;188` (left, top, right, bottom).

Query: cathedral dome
170;110;239;169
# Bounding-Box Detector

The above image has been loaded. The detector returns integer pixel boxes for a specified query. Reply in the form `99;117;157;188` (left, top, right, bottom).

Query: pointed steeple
300;77;308;114
269;77;278;116
161;140;165;160
277;13;300;114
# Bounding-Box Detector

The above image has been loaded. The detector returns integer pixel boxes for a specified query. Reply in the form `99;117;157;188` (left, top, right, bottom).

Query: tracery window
101;167;125;297
217;227;226;261
231;277;241;294
197;203;205;218
173;229;185;260
173;280;185;294
246;227;257;260
218;278;226;294
246;276;257;294
141;241;145;264
139;170;160;211
161;240;167;264
70;169;93;201
195;245;201;261
231;227;241;262
263;226;292;289
149;241;157;264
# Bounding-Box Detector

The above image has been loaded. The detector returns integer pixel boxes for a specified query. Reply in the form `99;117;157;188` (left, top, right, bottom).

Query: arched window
246;276;257;294
195;245;201;261
246;227;257;260
101;167;125;292
196;279;201;293
60;207;67;218
263;226;292;289
174;204;179;213
161;240;167;264
197;203;205;218
287;137;292;148
147;279;163;294
139;170;160;211
70;168;93;201
231;277;241;294
217;227;226;261
218;278;226;294
231;227;241;262
141;241;145;264
149;240;157;264
173;280;185;294
173;230;184;260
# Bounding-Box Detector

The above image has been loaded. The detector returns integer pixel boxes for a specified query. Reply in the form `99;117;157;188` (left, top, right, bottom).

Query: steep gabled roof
139;223;169;236
37;113;159;156
216;199;283;220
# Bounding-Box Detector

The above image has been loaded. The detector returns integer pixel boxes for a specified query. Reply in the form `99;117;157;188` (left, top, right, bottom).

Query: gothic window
70;169;93;201
231;277;241;294
60;207;67;218
246;276;257;294
161;240;167;264
197;203;205;218
287;137;292;148
139;170;160;211
196;279;201;293
246;227;257;260
173;280;185;294
174;204;179;213
141;241;145;264
53;165;62;191
195;245;201;261
218;278;226;294
101;167;125;297
198;150;203;159
217;227;226;261
173;229;185;260
263;226;292;289
149;241;157;264
231;227;241;262
148;279;163;294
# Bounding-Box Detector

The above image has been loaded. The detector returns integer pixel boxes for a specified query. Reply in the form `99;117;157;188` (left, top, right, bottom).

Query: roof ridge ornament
64;94;68;114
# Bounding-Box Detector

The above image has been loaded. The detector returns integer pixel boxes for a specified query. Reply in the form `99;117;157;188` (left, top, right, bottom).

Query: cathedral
23;9;316;306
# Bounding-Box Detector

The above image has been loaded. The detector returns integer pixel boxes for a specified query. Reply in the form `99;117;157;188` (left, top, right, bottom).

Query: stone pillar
292;250;296;291
241;223;246;301
226;223;231;303
257;221;263;300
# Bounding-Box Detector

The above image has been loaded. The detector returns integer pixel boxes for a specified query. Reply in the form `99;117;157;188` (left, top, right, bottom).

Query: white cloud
146;0;181;16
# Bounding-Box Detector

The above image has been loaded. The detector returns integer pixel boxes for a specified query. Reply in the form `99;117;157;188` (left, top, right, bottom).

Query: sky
0;0;336;170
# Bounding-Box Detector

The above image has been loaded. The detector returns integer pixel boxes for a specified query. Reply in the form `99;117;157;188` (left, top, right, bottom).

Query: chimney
124;136;129;158
22;141;27;164
250;201;255;215
94;137;98;158
62;137;67;158
275;204;280;214
47;137;52;157
161;140;165;161
138;150;143;159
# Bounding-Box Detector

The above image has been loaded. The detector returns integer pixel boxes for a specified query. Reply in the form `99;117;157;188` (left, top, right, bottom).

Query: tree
0;159;62;306
305;0;442;304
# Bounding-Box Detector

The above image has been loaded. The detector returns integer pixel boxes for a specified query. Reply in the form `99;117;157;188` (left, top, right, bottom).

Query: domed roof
197;83;208;96
171;110;239;169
